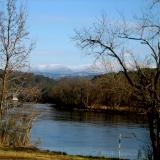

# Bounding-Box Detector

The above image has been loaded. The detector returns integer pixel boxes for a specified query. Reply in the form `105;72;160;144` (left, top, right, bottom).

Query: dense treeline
3;68;155;113
27;68;160;113
49;71;144;112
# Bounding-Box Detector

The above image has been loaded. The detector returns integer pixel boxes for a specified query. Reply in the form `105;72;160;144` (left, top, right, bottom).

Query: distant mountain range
32;64;104;79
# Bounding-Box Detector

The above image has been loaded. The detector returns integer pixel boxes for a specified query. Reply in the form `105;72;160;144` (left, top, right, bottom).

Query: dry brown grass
0;147;120;160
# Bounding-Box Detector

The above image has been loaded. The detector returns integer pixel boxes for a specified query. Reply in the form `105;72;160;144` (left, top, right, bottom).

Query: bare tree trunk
157;115;160;159
148;110;157;160
147;105;160;160
0;62;9;119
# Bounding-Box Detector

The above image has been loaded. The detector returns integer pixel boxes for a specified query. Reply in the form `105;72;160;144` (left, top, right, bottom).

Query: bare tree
0;0;37;147
0;0;33;118
73;2;160;160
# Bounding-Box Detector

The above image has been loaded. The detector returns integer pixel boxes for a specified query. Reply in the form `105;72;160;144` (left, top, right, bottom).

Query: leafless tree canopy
0;0;37;147
74;1;160;159
0;0;33;115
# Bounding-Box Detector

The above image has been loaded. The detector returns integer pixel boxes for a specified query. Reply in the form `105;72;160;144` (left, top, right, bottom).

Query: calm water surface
30;104;150;160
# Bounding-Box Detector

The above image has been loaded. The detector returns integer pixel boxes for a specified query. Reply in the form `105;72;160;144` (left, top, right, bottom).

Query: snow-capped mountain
32;64;104;79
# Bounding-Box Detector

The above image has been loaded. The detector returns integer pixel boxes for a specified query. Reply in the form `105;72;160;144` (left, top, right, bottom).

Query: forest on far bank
20;68;160;114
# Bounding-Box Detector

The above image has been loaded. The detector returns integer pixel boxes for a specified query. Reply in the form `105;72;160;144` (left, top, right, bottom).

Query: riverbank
53;104;147;116
0;146;123;160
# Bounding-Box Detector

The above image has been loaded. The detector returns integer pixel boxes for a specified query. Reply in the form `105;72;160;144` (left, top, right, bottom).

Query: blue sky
25;0;149;69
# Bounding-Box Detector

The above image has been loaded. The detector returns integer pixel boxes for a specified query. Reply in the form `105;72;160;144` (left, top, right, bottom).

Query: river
30;104;150;160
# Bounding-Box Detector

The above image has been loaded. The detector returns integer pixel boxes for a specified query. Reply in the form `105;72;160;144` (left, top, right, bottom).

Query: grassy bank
0;146;123;160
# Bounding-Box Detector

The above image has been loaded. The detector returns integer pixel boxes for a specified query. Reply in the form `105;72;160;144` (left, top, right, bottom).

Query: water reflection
31;104;150;160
